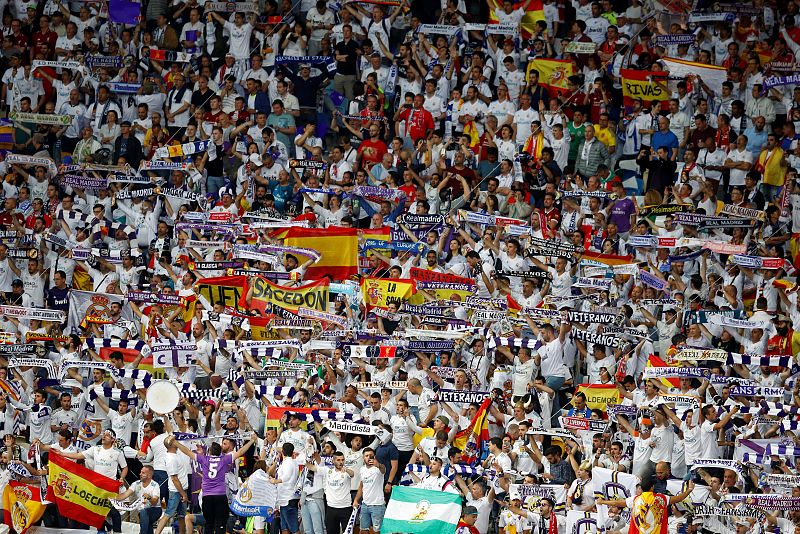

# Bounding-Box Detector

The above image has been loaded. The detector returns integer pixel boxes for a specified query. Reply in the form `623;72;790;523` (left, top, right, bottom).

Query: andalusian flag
3;482;46;534
274;226;358;281
575;383;620;411
453;396;491;464
526;58;574;96
487;0;545;38
620;69;670;109
382;487;462;534
47;451;119;529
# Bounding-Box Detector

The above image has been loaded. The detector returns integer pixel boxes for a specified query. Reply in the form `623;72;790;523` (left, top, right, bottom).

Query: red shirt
204;110;222;124
398;183;416;198
587;89;604;124
398;105;434;143
25;212;52;229
357;138;388;165
31;29;57;59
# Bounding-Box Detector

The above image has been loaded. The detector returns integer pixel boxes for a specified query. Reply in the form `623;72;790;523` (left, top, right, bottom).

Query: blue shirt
651;130;679;154
743;126;769;155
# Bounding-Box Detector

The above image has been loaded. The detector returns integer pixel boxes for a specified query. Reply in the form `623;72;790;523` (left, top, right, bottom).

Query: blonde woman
566;458;596;512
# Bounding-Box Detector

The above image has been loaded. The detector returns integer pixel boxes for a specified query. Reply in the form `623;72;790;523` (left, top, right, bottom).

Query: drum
145;380;180;415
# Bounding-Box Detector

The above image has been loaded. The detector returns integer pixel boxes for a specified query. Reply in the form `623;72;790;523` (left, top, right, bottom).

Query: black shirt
334;38;359;76
191;88;214;112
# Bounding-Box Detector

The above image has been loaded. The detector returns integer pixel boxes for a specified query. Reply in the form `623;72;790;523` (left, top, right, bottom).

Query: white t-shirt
166;451;192;492
224;21;254;59
317;465;352;508
360;465;385;506
82;444;126;480
276;456;300;507
513;107;540;144
726;147;753;186
110;409;135;446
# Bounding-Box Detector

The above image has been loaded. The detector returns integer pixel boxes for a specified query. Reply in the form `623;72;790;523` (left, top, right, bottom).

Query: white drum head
146;380;180;415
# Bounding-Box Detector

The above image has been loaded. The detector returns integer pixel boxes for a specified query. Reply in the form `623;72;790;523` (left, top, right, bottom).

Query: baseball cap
464;506;479;516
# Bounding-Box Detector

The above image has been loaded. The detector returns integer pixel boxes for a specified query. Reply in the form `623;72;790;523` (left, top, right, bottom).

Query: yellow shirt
596;126;617;151
758;146;786;186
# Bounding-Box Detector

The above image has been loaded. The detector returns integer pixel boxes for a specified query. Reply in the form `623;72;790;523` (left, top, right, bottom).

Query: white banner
0;305;65;322
323;419;378;435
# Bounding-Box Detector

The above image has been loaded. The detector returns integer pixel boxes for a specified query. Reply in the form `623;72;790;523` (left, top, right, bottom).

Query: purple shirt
196;453;233;496
609;197;636;233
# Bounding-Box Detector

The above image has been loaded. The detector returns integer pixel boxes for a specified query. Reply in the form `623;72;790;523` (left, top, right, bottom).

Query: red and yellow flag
274;226;358;281
47;452;119;529
361;277;415;309
646;354;680;388
265;406;335;428
582;250;634;266
4;482;46;534
576;383;620;411
620;69;670;109
526;58;574;95
195;274;249;312
247;277;330;314
487;0;545;38
453;396;492;464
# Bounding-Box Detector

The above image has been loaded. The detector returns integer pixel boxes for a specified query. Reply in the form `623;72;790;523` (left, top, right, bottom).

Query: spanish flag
265;406;336;428
647;354;679;388
273;226;358;281
575;383;620;411
453;396;492;464
361;278;415;309
487;0;545;38
96;346;154;374
195;274;249;312
523;131;546;161
526;58;574;96
463;121;481;150
4;482;46;534
620;69;670;110
47;451;119;529
361;226;391;256
249;315;283;341
582;250;634;266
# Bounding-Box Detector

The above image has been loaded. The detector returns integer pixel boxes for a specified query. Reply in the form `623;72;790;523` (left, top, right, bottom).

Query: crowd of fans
1;0;800;533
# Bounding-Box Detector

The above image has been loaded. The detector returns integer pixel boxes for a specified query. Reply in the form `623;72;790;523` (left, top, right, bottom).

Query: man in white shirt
584;2;610;44
697;138;726;183
117;465;163;534
61;430;128;534
307;451;354;534
272;442;301;534
353;448;386;532
699;404;739;459
513;93;540;145
724;134;754;186
154;437;191;534
408;378;438;425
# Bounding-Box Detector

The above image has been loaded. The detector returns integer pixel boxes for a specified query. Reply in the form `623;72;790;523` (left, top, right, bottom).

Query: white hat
248;153;263;166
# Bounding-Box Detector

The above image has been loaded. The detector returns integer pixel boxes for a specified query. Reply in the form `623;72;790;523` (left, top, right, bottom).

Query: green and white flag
381;486;462;534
